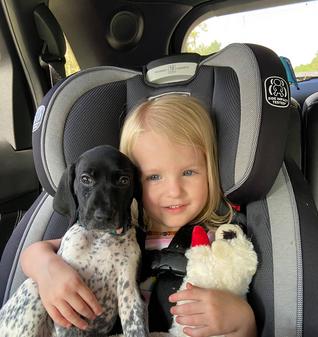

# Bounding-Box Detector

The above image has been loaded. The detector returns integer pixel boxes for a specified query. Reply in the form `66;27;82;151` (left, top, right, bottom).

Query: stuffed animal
113;223;258;337
169;224;258;337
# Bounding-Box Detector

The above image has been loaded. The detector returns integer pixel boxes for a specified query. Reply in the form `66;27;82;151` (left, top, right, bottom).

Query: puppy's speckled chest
58;225;140;284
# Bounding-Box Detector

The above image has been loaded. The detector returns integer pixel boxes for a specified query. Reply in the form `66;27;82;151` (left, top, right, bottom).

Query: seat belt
33;4;66;87
39;44;66;87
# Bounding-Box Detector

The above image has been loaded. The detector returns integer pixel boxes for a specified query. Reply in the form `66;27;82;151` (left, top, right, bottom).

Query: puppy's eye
80;174;94;185
117;175;130;186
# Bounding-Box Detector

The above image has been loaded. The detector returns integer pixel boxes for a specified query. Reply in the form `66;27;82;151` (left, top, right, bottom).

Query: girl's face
132;130;209;232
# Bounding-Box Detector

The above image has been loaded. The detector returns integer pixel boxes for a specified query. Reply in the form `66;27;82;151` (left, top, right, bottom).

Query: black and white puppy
0;145;148;337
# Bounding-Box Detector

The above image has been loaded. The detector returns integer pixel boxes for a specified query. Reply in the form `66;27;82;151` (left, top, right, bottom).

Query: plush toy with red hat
113;224;257;337
169;223;258;337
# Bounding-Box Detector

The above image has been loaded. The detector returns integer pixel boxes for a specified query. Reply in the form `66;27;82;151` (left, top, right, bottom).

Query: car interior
1;0;318;336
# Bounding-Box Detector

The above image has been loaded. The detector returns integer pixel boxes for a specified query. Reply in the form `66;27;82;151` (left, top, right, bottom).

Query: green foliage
185;22;221;55
188;40;222;55
295;52;318;73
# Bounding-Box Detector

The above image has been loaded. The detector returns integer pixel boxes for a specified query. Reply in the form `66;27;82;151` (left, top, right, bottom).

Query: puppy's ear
133;167;144;231
53;163;77;225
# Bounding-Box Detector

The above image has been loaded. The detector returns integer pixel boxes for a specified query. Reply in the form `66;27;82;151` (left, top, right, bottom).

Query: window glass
183;1;318;80
65;37;80;76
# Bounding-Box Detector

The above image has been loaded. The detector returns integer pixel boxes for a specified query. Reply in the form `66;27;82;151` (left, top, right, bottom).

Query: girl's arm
20;240;103;330
169;283;257;337
20;239;61;280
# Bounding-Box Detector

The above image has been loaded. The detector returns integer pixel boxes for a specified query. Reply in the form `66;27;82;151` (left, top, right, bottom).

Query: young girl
20;95;257;337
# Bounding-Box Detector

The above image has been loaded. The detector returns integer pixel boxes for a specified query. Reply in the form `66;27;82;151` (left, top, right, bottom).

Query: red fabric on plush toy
191;225;210;247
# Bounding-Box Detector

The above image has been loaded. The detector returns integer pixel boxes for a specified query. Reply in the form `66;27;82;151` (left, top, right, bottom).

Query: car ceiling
49;0;307;70
1;0;309;109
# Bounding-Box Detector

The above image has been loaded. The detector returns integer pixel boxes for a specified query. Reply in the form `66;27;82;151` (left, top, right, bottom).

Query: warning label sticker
264;76;290;108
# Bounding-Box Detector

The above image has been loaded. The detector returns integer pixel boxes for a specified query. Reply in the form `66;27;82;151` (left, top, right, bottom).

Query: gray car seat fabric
1;43;318;336
247;157;318;337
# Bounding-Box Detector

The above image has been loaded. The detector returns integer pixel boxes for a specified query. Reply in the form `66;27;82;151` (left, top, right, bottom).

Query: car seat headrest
145;53;201;84
32;43;290;205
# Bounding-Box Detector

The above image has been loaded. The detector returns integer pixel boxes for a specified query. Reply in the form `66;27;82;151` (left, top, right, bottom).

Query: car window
183;1;318;81
65;38;80;76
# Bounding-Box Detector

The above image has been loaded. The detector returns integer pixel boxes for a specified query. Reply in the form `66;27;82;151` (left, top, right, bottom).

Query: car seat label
264;76;289;108
32;105;45;132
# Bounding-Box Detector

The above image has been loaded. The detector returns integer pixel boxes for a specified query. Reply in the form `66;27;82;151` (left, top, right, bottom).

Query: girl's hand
169;283;257;337
36;254;104;330
20;240;103;330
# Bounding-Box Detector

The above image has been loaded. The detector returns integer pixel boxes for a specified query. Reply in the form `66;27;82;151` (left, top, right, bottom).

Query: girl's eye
80;174;94;185
118;175;130;186
146;174;161;181
183;170;195;176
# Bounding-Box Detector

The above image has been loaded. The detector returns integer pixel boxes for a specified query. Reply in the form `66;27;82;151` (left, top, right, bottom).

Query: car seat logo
168;64;176;74
32;105;45;132
264;76;289;108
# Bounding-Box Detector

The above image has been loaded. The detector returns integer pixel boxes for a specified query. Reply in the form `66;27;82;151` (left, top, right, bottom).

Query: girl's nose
166;178;183;197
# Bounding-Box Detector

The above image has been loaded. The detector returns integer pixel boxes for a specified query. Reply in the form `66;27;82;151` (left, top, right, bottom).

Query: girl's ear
53;163;78;225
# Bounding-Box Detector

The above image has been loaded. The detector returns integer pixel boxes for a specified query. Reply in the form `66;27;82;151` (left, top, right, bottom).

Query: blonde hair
120;94;233;228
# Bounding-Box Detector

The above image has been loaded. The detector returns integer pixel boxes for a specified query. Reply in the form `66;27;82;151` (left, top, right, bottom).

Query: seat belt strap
39;45;66;86
33;4;66;87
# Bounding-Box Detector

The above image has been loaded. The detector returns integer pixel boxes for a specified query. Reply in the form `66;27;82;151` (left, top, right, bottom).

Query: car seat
1;43;318;337
286;97;302;169
302;92;318;207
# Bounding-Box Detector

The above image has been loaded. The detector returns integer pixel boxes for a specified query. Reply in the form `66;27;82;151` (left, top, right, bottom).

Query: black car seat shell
1;43;318;336
286;97;302;168
302;92;318;206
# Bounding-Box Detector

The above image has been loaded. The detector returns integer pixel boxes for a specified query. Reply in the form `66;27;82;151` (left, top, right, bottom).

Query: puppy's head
53;145;141;234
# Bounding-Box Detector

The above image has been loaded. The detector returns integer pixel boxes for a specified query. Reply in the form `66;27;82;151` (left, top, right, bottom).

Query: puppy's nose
94;209;111;222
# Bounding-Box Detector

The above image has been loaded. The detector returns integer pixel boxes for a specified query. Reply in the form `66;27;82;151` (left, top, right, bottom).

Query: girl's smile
132;130;209;233
163;203;188;213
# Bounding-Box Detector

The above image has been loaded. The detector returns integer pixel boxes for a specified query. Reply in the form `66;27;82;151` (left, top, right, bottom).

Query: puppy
0;145;148;337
